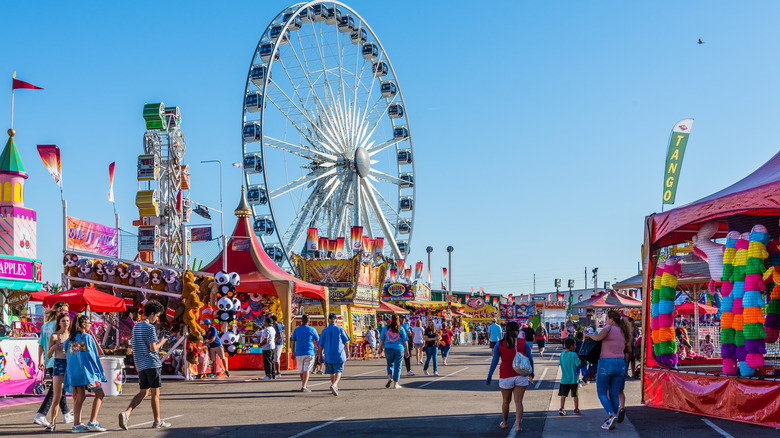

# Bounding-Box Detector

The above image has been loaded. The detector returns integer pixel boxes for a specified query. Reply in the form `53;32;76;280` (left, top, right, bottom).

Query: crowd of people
33;300;174;433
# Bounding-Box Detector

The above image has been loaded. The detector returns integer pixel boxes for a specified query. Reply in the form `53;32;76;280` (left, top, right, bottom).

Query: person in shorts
33;301;73;429
119;300;174;430
291;314;319;392
486;322;534;434
317;313;350;396
535;324;547;357
204;319;230;377
558;338;581;416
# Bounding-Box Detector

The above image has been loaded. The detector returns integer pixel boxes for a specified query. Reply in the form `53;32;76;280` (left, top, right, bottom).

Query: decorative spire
234;186;252;218
0;128;28;178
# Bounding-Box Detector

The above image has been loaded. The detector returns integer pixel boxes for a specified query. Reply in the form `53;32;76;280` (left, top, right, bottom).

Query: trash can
99;356;125;396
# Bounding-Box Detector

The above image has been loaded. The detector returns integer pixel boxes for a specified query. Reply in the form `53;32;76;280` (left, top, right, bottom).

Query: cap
203;318;212;324
328;312;338;321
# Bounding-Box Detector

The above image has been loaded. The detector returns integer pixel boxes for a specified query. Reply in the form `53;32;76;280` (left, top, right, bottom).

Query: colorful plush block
720;231;739;374
765;265;780;344
651;261;666;358
739;225;769;376
654;258;679;367
732;233;752;376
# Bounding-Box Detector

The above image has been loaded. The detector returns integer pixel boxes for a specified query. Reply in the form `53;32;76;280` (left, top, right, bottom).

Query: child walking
65;314;108;432
558;338;581;416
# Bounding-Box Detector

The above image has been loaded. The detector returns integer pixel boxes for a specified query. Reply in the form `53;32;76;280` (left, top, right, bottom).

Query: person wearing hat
317;313;351;396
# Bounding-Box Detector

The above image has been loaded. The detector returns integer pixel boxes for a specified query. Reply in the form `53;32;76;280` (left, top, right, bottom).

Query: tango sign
662;119;694;205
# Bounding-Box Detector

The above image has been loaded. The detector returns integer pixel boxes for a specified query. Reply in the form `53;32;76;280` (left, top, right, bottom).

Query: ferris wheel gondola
241;1;416;267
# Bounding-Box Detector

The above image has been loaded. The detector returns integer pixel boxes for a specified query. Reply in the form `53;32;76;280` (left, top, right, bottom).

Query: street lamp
426;246;433;290
447;246;454;293
201;160;226;271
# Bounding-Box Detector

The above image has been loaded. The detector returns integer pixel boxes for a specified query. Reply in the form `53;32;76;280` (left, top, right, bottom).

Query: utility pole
584;267;588;290
533;273;536;295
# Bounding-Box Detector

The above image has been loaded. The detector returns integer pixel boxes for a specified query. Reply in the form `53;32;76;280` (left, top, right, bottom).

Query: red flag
108;162;115;202
12;78;43;90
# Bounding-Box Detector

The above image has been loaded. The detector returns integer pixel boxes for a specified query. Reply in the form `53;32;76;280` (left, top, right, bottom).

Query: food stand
642;151;780;428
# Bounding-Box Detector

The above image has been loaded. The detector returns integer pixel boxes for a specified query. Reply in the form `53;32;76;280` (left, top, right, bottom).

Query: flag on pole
442;267;448;291
662;118;694;205
12;77;43;90
414;262;423;280
108;162;115;202
36;145;62;188
231;162;242;168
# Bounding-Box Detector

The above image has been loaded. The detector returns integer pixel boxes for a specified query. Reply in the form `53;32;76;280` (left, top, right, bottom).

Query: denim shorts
325;362;344;374
52;358;67;377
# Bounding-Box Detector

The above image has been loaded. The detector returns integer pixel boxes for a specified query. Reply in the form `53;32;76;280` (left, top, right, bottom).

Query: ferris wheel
241;1;416;267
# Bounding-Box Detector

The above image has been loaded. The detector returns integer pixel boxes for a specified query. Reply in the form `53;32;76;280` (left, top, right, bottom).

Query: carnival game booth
201;191;328;371
642;152;780;428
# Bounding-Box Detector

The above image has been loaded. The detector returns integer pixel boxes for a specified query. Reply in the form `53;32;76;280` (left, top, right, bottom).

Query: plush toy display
731;233;751;376
765;266;780;344
92;259;106;282
64;253;80;277
213;271;241;323
103;260;119;283
185;334;202;365
117;263;131;286
128;263;150;288
220;331;243;356
71;258;94;287
742;225;769;373
692;221;725;282
655;258;679;368
196;275;217;306
162;269;182;294
149;269;166;292
181;271;205;339
650;260;664;354
720;231;739;374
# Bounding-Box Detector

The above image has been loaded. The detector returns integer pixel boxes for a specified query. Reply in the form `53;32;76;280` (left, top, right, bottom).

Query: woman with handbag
486;321;534;434
584;310;632;431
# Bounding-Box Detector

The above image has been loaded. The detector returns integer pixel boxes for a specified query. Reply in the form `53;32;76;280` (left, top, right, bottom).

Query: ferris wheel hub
353;146;370;178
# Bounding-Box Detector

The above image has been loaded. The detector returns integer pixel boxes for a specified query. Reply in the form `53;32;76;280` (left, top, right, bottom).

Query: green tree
48;283;62;294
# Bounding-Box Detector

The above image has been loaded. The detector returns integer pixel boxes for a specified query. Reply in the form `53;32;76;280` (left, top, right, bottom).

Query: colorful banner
318;237;329;252
306;227;318;251
383;282;414;300
0;257;34;281
373;237;384;257
190;226;212;242
662;118;694;205
404;267;412;280
305;259;353;283
442;267;448;290
389;268;397;282
415;262;423;280
108;162;115;202
231;238;250;252
396;259;405;272
335;237;345;259
362;236;370;252
350;226;363;250
66;217;118;257
36;145;62;189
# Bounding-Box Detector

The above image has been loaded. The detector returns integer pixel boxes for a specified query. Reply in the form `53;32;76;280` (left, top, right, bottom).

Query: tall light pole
201;160;226;271
426;246;433;291
447;246;454;293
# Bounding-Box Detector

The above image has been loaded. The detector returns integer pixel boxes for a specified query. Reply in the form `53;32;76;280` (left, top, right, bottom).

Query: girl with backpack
486;321;535;434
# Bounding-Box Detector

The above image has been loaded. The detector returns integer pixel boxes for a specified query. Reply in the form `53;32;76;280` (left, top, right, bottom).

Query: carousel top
1;129;28;178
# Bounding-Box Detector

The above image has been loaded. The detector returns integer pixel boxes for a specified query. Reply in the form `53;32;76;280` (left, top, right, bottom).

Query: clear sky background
2;1;780;295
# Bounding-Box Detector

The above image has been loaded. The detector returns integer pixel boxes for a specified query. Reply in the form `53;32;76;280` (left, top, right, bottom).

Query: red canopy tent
42;287;126;312
28;290;50;303
377;301;409;314
571;290;642;309
674;301;718;315
642;151;780;428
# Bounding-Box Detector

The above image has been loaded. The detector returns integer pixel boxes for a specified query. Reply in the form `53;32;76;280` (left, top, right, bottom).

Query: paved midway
1;345;777;437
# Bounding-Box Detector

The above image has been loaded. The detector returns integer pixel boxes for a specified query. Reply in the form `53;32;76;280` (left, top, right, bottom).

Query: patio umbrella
674;301;718;315
28;290;50;302
43;287;126;312
572;290;642;309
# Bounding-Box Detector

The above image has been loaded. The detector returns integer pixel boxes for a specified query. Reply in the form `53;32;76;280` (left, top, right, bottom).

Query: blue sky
3;1;780;294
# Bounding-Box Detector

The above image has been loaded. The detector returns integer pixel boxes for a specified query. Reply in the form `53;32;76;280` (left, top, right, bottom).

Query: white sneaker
63;411;74;424
394;383;403;389
434;372;439;376
33;413;51;428
406;371;415;376
424;370;429;375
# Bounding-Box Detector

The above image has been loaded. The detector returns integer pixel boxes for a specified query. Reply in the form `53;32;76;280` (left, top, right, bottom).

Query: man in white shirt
258;317;277;380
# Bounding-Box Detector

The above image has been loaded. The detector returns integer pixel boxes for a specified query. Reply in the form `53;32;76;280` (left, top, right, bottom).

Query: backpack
535;326;544;337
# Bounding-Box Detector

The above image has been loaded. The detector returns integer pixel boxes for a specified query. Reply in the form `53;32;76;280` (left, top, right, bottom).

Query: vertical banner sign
662;118;694;205
36;145;62;188
66;217;118;257
351;226;363;250
108;162;115;202
396;259;405;272
414;262;423;280
442;267;448;290
318;237;328;252
373;237;384;257
335;237;345;259
306;227;319;251
404;267;412;280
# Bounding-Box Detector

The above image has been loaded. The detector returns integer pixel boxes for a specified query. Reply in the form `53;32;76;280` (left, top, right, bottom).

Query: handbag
512;341;532;377
579;329;606;364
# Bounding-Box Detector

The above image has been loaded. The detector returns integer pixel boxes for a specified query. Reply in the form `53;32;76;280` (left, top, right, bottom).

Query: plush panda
220;331;242;357
216;296;236;322
215;271;233;296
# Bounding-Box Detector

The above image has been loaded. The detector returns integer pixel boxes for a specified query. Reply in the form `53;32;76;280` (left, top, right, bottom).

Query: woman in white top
412;320;425;364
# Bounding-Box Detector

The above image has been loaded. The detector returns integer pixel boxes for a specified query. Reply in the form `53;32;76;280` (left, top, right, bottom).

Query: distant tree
49;283;62;294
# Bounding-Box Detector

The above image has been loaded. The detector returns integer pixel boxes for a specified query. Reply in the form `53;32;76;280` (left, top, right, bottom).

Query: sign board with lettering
66;217;118;257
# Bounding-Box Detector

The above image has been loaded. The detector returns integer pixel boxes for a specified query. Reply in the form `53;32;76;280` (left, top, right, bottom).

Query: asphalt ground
1;344;778;437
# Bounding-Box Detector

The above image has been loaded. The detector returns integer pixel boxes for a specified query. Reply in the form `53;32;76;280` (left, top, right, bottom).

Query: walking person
471;324;478;345
45;312;71;431
486;321;534;434
584;310;631;430
558;338;581;416
258;316;277;380
412;320;425;364
33;301;73;429
272;315;284;377
488;318;502;350
575;331;588;384
203;319;230;377
119;301;173;430
65;314;107;433
379;314;409;389
422;319;440;376
616;315;633;424
317;313;350;396
535;324;547;357
364;325;377;358
291;314;319;392
521;323;535;357
400;315;414;375
440;322;454;365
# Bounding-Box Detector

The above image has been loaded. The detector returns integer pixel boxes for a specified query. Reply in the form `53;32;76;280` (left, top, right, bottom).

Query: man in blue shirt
488;319;502;350
317;313;350;396
291;315;319;392
203;319;230;378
